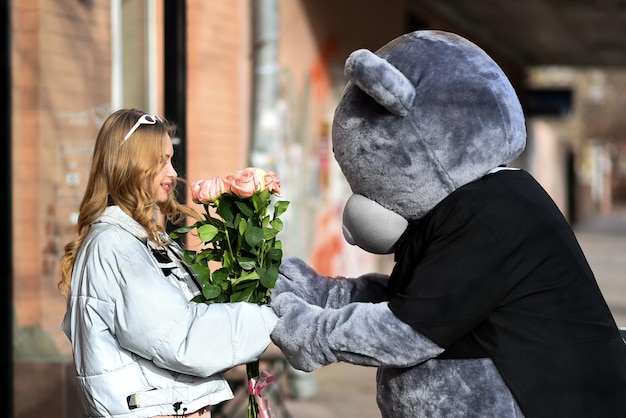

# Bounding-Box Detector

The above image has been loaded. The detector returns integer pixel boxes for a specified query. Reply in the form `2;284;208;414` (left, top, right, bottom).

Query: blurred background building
4;1;626;417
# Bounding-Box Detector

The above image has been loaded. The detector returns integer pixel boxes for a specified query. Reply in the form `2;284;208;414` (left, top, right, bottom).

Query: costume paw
273;257;335;306
270;292;331;371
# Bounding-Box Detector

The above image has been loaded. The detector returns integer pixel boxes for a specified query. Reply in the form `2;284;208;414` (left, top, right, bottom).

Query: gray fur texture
377;359;524;418
271;291;443;371
345;49;416;117
275;257;389;307
333;30;526;220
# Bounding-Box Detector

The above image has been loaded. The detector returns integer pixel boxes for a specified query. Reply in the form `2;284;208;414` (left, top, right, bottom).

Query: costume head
332;30;527;254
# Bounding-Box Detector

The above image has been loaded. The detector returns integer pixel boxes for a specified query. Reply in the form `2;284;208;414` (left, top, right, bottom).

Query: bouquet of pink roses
171;167;289;418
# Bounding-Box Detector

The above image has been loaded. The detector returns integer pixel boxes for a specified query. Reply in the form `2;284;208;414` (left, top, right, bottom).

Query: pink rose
191;177;226;203
228;168;260;198
223;175;234;194
263;171;281;194
190;180;203;203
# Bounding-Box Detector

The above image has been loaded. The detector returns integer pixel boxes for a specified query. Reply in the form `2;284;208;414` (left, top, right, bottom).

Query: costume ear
344;49;416;117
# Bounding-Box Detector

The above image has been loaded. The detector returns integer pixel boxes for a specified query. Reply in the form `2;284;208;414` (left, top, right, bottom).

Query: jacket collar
94;206;171;245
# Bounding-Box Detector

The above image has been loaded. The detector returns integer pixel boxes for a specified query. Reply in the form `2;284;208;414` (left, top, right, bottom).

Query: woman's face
153;135;178;203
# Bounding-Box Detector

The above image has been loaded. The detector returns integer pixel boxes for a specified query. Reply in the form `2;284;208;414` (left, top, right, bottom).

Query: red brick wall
12;0;43;330
13;4;113;418
13;0;111;352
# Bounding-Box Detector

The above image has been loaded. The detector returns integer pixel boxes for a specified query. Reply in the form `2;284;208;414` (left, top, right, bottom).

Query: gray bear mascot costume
270;30;626;417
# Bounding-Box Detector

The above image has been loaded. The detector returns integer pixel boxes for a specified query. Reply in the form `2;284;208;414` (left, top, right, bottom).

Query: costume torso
388;170;626;417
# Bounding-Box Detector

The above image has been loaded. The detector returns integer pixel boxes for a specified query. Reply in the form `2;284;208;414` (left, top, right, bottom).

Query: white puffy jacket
62;206;278;417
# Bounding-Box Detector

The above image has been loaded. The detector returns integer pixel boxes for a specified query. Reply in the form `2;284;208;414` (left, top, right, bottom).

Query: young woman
59;109;277;418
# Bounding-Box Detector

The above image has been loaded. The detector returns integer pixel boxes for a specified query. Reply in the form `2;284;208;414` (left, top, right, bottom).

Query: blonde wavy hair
58;108;201;298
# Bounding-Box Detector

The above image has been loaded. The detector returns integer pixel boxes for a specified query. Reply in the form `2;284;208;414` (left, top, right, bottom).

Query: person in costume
270;30;626;417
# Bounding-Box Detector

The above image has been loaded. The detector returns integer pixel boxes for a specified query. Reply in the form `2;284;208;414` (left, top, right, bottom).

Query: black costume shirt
387;169;626;417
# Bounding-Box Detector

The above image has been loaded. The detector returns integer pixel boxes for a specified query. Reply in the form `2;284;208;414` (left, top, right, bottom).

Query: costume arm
274;257;389;308
270;292;443;372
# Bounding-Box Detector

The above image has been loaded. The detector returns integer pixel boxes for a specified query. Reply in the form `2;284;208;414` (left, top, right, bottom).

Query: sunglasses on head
123;114;162;141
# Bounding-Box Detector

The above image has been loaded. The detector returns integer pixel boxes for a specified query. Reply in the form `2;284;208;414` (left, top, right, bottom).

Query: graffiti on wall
278;36;384;279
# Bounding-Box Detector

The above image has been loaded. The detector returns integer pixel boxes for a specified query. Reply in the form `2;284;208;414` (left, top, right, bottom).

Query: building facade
10;1;622;417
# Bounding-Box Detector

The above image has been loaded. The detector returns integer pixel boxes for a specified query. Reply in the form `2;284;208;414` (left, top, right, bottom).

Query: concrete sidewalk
274;207;626;418
280;363;378;418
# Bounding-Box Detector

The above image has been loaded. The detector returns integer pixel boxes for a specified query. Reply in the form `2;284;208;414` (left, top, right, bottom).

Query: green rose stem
246;360;260;418
215;200;236;270
217;197;263;418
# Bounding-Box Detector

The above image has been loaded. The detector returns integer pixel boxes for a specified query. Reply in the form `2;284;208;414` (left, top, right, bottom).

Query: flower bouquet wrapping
171;167;289;418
